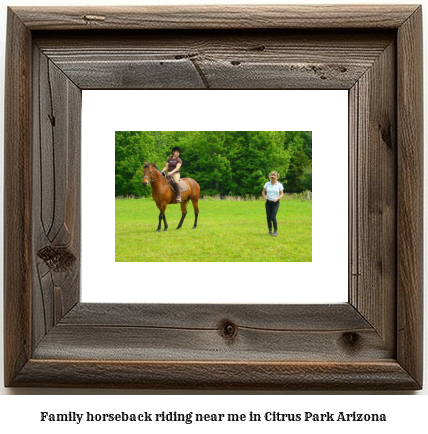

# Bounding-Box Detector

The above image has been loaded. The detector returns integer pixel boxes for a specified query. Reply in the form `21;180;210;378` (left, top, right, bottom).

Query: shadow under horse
142;162;200;231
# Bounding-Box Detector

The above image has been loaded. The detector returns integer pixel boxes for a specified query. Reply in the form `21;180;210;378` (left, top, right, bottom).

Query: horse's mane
144;163;159;170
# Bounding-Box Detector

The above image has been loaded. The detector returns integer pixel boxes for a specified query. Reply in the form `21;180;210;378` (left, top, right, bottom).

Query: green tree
225;131;291;196
300;164;312;191
115;131;156;197
182;131;233;195
283;131;312;193
115;130;305;197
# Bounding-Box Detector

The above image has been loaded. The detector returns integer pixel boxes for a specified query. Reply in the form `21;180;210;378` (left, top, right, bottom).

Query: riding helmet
172;146;181;153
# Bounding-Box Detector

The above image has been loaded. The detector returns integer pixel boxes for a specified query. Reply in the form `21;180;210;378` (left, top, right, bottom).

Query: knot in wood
219;320;238;340
83;15;106;23
341;332;361;350
37;245;76;272
175;53;198;60
378;122;393;149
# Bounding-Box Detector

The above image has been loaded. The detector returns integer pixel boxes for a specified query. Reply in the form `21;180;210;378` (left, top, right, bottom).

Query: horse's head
142;162;157;186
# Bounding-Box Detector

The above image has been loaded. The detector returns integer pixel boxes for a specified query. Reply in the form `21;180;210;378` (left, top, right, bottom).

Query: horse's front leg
156;203;168;232
156;212;162;232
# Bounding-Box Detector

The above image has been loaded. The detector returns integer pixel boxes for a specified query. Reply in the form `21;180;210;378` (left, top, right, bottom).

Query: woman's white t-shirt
264;181;284;201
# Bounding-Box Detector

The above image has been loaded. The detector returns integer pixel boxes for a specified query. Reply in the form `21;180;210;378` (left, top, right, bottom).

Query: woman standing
262;171;284;237
162;146;182;202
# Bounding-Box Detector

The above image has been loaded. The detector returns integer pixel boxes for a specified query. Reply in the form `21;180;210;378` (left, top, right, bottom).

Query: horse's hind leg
191;198;199;229
176;201;188;229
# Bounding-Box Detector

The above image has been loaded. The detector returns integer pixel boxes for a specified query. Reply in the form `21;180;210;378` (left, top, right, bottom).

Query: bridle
143;165;166;184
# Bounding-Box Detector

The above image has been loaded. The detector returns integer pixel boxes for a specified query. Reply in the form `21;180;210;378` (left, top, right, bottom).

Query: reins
145;173;165;184
144;166;168;184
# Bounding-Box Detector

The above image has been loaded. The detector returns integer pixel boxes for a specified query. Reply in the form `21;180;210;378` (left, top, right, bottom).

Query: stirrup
176;196;182;202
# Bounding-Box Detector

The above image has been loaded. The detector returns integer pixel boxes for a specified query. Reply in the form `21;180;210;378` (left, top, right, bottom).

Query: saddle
166;176;189;193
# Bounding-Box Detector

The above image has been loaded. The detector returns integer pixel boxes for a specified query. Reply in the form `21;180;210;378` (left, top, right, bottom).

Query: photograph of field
115;131;312;262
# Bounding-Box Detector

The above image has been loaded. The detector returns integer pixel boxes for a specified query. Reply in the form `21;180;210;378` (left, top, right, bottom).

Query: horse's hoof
176;227;181;230
156;230;160;232
192;226;197;230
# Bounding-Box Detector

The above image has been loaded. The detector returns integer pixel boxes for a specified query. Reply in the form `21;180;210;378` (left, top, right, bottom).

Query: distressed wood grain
396;6;424;387
31;46;81;349
12;360;419;390
33;304;391;362
34;31;394;89
4;5;423;390
11;5;420;30
349;39;397;352
4;8;32;389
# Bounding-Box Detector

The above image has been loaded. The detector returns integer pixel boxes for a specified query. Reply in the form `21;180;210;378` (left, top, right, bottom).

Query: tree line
115;131;312;197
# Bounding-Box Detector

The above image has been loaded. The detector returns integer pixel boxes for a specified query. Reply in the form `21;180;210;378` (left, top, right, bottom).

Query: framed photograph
82;90;347;305
4;5;423;389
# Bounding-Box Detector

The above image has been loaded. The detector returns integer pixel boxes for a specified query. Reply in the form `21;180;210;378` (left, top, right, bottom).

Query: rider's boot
175;182;181;202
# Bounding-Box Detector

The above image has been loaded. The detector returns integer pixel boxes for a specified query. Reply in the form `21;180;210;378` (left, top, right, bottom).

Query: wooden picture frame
4;5;423;390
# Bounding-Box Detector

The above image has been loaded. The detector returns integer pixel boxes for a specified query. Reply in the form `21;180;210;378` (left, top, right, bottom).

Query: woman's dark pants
265;200;280;231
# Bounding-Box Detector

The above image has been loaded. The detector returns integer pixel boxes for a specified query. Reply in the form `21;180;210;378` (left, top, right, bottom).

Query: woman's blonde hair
269;171;280;179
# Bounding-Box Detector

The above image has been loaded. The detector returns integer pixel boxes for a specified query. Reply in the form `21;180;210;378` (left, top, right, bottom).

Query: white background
82;90;348;304
0;0;427;428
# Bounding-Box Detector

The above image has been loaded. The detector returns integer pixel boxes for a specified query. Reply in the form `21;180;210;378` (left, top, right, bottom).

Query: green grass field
115;197;312;262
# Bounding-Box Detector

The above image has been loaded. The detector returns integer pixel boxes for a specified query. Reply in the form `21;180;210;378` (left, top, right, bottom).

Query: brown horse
142;162;200;231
